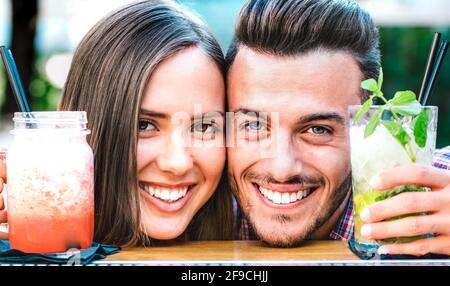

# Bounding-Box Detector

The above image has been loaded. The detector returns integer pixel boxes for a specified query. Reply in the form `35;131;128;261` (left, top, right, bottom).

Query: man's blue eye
309;126;330;135
245;121;265;131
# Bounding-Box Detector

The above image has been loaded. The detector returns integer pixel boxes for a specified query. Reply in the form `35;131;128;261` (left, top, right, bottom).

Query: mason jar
6;112;94;253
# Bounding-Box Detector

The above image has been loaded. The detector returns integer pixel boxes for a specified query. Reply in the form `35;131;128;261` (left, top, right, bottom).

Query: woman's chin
140;219;190;241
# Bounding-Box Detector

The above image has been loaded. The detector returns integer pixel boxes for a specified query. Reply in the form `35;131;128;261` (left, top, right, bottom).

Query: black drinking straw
0;46;32;112
421;40;449;106
418;32;441;104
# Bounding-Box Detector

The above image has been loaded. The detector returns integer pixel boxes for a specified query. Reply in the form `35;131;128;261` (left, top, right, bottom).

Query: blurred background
0;0;449;148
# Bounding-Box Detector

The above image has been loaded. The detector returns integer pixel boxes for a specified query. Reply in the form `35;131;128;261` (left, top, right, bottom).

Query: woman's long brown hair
59;0;233;246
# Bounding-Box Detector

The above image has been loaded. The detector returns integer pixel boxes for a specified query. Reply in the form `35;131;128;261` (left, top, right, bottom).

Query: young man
226;0;450;256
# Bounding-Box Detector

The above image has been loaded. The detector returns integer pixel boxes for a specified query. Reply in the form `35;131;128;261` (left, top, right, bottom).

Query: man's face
227;47;362;247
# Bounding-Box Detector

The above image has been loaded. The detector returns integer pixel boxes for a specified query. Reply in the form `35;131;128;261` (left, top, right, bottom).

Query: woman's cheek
193;145;225;185
136;138;161;171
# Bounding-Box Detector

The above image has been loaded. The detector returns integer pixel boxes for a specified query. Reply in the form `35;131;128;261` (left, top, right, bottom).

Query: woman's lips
139;182;196;213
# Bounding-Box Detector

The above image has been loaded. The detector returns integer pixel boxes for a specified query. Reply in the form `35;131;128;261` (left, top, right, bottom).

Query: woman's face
137;47;225;240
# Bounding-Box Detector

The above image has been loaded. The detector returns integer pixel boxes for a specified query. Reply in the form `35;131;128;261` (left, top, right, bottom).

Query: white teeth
290;192;297;203
258;185;314;205
141;184;190;203
161;190;170;200
281;193;290;204
259;187;269;197
273;192;282;204
170;191;179;201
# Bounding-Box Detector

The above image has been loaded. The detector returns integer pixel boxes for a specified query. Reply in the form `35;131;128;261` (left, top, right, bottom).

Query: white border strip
91;259;450;266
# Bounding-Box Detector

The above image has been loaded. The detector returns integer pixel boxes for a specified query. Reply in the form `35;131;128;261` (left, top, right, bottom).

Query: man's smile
251;182;320;208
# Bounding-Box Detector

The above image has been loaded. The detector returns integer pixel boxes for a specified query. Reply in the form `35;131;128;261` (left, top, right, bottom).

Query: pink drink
6;112;94;253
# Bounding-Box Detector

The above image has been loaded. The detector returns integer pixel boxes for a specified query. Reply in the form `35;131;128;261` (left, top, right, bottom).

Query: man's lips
251;182;320;206
254;181;320;193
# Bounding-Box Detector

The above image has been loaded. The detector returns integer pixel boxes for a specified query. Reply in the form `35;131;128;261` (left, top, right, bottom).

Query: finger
360;214;445;240
378;235;450;256
0;232;7;240
0;194;3;210
370;164;450;190
0;178;3;194
0;210;7;223
361;191;441;223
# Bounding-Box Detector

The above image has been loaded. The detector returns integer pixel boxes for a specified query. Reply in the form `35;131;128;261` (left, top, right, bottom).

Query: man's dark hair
226;0;381;99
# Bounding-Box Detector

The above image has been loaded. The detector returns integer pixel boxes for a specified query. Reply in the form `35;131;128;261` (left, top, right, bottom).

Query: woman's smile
139;181;197;213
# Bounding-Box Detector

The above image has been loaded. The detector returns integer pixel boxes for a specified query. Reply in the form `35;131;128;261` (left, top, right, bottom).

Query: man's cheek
228;147;258;169
326;158;351;187
310;147;350;175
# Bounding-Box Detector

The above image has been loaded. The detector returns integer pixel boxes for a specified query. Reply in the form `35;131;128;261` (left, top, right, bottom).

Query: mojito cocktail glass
349;105;438;255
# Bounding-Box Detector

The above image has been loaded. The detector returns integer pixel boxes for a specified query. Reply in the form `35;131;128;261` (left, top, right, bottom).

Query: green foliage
355;67;429;163
364;106;382;138
379;27;450;148
28;56;61;111
414;109;429;148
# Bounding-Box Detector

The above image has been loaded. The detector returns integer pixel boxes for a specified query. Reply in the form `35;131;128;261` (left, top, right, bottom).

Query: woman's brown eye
192;122;217;134
139;120;158;132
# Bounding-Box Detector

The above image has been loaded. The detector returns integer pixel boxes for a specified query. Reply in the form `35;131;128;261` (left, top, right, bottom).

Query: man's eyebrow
296;112;345;125
232;108;264;118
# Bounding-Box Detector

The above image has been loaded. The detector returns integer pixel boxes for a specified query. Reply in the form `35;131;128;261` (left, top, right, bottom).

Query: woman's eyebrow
140;109;224;120
139;109;168;119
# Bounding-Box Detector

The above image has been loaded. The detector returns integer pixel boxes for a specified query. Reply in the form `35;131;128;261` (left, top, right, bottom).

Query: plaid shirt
235;147;450;241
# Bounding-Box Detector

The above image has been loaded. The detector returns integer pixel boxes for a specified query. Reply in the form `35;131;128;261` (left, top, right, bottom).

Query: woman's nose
156;131;194;176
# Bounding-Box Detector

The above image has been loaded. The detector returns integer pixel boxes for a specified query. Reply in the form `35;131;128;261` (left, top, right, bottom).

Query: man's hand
360;164;450;256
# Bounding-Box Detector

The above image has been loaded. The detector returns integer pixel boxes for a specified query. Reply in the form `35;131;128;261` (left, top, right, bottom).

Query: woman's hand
0;155;7;240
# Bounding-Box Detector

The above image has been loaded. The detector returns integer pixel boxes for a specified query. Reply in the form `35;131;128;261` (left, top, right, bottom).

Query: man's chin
260;235;308;248
251;221;311;248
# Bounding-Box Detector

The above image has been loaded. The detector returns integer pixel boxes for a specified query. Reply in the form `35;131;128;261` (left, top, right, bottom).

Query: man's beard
229;171;352;247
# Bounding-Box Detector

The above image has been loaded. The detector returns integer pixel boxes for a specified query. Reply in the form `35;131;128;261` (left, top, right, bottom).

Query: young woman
0;0;233;246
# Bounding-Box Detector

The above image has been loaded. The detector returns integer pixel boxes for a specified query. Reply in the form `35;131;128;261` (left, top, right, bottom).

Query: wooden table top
95;240;450;265
105;240;358;261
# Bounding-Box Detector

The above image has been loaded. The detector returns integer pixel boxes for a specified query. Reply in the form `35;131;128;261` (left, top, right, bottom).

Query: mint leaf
390;90;417;105
361;79;378;92
381;120;411;146
413;109;429;148
354;97;373;122
391;100;422;116
377;67;383;90
364;107;382;138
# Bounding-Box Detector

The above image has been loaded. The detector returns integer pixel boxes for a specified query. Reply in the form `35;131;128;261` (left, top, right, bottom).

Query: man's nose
268;130;303;182
156;130;193;176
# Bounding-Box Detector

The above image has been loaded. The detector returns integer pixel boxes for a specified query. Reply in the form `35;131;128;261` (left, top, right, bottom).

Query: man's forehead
227;46;363;109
